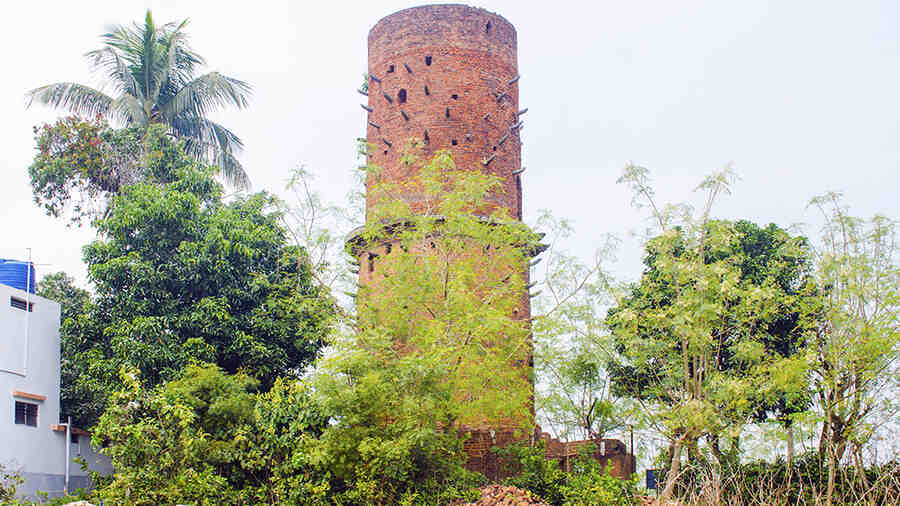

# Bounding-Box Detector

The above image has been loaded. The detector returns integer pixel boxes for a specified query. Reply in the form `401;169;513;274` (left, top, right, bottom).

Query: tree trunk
826;446;836;506
659;438;683;503
786;424;795;467
709;434;724;467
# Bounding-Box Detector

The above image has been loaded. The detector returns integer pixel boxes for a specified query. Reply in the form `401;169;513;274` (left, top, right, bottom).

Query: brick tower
364;4;524;219
358;5;532;476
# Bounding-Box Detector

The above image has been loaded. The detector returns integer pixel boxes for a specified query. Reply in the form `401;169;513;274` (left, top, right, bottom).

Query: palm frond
84;47;143;101
150;19;188;107
175;117;249;189
25;82;114;118
111;94;147;126
161;72;251;120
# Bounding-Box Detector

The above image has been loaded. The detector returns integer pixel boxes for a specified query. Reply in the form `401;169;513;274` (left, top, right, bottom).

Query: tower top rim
368;4;516;42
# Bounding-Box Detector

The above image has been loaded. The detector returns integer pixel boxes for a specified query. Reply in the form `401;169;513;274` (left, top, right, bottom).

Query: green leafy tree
353;146;541;430
64;130;333;427
606;164;810;500
36;272;96;425
26;10;251;189
309;334;486;505
531;211;631;444
805;193;899;506
92;364;332;505
28;117;182;225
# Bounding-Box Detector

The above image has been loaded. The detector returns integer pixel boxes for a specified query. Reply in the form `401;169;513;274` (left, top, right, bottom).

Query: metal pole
65;416;71;495
23;249;32;375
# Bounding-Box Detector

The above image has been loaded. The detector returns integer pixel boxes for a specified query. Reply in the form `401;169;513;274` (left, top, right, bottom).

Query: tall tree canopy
606;165;812;500
62;128;334;427
26;10;251;188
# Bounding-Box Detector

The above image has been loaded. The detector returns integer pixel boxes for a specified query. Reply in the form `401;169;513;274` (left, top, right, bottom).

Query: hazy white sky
2;0;898;288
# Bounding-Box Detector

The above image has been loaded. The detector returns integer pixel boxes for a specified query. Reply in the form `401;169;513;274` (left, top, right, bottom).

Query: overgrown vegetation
14;10;898;506
496;443;639;506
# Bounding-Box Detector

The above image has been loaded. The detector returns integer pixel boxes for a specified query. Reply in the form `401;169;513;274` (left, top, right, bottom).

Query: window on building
451;94;458;100
398;88;407;104
14;401;38;427
425;56;432;66
451;139;458;146
368;253;378;273
10;297;33;312
387;64;395;73
485;21;492;34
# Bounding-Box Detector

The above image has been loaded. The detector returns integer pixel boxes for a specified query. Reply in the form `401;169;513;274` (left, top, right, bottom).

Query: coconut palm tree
26;10;252;189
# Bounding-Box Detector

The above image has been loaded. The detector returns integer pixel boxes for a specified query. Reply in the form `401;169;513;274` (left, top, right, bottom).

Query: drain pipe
64;416;71;495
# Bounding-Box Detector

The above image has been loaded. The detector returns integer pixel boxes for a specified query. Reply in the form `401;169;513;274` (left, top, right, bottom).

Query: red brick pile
461;484;549;505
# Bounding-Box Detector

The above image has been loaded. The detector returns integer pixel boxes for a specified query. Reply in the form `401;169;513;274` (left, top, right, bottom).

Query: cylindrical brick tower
365;4;523;219
359;5;532;478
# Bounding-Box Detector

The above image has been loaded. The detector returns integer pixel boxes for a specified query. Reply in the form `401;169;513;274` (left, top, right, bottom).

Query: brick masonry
366;4;523;218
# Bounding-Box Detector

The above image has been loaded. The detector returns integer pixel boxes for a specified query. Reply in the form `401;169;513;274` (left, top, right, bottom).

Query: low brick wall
461;427;635;480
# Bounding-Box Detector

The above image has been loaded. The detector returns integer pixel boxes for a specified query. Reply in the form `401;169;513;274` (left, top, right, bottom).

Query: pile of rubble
461;484;550;505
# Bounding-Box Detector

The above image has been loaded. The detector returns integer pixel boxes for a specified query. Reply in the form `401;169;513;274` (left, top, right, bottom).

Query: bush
1;463;23;503
562;448;639;506
496;442;639;506
496;442;567;505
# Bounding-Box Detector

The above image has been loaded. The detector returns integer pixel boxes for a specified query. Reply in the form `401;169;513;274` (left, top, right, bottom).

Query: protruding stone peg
496;91;508;102
497;133;509;145
510;121;524;131
483;113;490;120
383;92;393;103
404;63;412;73
357;89;368;96
483;154;496;166
512;167;526;175
368;120;380;129
508;75;521;86
361;104;373;113
382;138;392;147
400;110;409;121
518;108;528;116
370;75;381;83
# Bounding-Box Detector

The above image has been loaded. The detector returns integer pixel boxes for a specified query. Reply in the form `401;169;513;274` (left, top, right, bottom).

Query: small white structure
0;282;112;500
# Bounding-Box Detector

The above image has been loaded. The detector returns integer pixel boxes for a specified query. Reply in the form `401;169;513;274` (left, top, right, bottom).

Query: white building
0;282;112;500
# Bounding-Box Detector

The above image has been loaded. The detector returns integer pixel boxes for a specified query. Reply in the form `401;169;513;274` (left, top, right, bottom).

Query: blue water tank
0;259;36;294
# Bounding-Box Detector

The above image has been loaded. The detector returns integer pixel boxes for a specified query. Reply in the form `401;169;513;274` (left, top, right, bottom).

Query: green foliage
607;164;814;498
531;210;630;442
36;272;95;424
561;455;639;506
27;10;252;188
90;362;481;505
804;193;899;504
496;442;567;505
92;364;327;505
61;138;333;427
0;463;23;504
497;443;638;506
355;147;541;429
311;335;485;505
28;118;177;225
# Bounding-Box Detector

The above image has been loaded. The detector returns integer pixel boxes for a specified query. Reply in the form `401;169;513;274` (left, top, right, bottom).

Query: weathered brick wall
365;5;524;219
